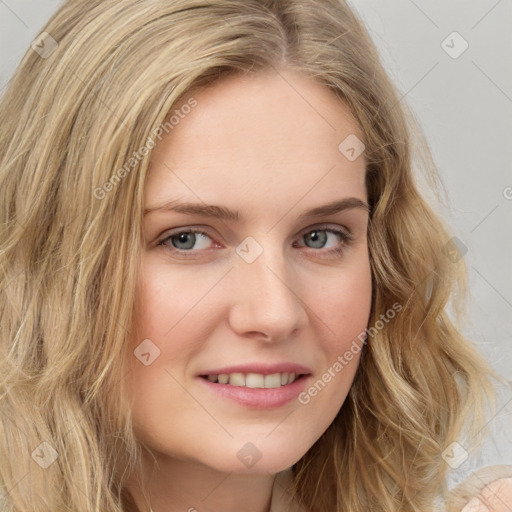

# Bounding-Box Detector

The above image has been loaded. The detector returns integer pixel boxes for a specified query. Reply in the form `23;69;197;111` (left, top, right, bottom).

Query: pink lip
197;362;312;376
197;374;311;409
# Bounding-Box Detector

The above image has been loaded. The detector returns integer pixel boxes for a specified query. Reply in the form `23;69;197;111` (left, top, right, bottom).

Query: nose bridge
228;235;308;340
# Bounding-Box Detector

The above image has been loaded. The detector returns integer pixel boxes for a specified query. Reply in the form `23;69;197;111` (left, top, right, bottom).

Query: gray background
1;0;511;477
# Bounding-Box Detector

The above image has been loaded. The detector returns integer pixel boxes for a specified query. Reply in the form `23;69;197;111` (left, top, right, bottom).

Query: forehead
146;69;367;209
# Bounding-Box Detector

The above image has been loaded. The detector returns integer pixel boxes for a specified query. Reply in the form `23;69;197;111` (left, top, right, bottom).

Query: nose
227;242;309;343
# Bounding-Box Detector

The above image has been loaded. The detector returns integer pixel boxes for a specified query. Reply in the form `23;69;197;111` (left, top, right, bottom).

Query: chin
202;436;311;475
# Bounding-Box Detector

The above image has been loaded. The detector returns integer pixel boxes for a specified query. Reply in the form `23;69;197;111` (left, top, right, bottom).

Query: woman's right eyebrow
143;197;370;222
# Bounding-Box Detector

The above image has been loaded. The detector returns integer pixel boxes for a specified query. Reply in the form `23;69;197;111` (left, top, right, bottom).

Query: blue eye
161;230;213;251
156;225;353;258
294;227;352;253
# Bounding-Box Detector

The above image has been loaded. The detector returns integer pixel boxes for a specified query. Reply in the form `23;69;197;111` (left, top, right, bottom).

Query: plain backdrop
1;0;511;484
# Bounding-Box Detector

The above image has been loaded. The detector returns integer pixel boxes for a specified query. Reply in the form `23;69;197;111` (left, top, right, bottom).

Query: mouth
197;371;312;409
199;372;309;388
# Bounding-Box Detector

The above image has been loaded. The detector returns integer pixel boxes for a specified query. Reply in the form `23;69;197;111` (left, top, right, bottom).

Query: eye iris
172;232;196;250
306;230;327;249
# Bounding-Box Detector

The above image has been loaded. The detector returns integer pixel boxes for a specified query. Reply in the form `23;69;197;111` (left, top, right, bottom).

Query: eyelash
156;224;353;258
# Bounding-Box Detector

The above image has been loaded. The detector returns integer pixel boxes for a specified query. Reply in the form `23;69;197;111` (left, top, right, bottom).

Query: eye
294;225;353;256
157;229;216;253
156;224;353;258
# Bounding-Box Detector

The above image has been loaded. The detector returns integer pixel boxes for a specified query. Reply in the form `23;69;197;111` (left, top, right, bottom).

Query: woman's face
126;68;372;475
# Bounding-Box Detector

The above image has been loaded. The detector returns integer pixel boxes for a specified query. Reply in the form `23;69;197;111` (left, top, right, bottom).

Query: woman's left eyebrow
143;197;369;222
296;197;369;220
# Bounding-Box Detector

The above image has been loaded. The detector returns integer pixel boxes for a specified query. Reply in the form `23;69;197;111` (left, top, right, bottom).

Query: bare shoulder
445;465;512;512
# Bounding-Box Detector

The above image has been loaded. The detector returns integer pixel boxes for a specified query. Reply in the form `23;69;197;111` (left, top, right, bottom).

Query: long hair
0;1;499;510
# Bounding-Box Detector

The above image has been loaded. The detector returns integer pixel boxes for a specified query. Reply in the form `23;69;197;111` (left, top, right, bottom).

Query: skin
461;479;512;512
123;67;372;512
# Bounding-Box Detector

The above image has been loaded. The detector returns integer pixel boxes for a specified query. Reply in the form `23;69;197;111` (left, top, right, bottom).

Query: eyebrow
144;197;369;222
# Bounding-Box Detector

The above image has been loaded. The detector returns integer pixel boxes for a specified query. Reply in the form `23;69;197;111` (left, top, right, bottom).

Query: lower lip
197;375;310;409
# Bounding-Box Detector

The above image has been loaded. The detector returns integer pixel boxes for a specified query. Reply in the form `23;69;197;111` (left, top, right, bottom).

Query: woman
0;1;509;511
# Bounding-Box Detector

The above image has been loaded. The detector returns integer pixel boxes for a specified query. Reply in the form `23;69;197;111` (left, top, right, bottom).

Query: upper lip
198;362;312;376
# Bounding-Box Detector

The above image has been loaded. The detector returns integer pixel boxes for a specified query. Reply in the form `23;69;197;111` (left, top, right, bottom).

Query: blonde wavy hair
0;0;501;511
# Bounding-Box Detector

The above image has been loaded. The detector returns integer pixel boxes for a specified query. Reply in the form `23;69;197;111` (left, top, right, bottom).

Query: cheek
125;258;232;402
289;265;372;453
308;260;372;388
313;259;373;340
130;259;217;345
125;266;198;407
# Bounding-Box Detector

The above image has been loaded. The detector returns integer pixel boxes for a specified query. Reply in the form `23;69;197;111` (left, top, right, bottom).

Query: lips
196;363;312;408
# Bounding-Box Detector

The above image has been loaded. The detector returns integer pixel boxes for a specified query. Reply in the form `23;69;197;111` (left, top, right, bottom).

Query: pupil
307;230;326;248
173;232;195;249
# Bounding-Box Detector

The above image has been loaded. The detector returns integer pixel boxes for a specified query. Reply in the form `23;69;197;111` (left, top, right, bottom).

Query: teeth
203;372;302;388
229;373;245;387
264;373;282;389
246;373;264;388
